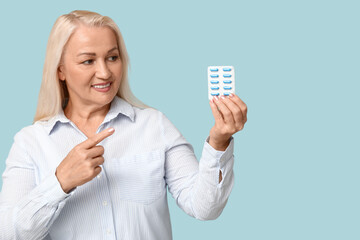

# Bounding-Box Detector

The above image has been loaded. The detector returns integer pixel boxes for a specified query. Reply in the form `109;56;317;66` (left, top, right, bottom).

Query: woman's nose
95;60;111;79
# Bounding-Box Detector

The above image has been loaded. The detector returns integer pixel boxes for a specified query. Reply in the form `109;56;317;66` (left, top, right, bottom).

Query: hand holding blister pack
208;66;235;100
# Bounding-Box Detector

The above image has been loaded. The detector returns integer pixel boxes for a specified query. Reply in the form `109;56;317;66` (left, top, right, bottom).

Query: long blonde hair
34;10;148;123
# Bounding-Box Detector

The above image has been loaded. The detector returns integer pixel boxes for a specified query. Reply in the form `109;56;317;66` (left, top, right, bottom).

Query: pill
211;93;220;96
210;68;219;72
223;67;232;71
223;80;232;84
210;74;219;78
211;86;220;90
210;80;219;84
223;74;232;78
224;92;231;96
223;86;232;90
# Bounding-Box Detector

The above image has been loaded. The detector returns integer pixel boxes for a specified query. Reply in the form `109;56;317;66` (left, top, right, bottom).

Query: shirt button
97;174;102;179
103;200;108;206
107;229;112;235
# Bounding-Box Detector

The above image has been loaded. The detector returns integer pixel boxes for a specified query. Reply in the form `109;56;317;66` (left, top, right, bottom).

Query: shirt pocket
105;149;165;205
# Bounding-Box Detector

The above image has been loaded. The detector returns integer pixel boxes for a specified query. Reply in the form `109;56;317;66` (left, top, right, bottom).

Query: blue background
1;0;359;239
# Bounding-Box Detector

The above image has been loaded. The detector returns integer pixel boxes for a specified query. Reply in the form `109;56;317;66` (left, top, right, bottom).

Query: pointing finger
82;127;115;149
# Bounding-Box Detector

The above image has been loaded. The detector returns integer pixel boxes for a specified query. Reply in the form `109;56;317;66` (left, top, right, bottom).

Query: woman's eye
108;56;118;61
82;59;94;65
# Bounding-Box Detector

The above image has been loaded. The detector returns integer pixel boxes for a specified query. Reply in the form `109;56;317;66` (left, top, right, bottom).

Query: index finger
82;127;115;149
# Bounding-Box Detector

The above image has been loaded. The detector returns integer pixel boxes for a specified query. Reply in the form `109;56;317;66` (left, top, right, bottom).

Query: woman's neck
64;99;111;133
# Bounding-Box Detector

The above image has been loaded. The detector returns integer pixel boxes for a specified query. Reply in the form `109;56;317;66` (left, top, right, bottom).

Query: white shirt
0;96;235;240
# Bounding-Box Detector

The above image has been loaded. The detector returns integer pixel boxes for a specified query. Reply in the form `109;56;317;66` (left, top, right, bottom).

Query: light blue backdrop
1;0;359;239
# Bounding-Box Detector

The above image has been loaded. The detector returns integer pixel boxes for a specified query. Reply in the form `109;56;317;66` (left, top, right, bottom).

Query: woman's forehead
65;26;118;55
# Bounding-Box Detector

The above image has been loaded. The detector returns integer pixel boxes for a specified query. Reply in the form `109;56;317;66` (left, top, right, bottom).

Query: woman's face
58;25;122;110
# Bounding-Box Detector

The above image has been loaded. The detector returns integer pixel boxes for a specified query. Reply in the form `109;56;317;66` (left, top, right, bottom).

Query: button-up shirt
0;96;235;240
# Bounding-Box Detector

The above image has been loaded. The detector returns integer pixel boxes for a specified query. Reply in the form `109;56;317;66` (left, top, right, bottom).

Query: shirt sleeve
160;112;235;220
0;130;74;240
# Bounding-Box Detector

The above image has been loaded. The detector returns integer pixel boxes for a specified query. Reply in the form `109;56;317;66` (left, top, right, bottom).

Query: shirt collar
43;96;135;135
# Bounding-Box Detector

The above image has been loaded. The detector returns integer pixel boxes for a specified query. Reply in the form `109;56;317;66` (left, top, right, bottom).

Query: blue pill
223;80;232;84
223;67;232;71
210;68;218;72
211;86;220;90
224;92;231;96
223;74;232;78
210;74;219;78
211;93;220;96
223;86;232;90
210;80;219;84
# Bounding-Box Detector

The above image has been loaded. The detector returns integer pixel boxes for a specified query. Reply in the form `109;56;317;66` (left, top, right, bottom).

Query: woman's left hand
209;93;247;151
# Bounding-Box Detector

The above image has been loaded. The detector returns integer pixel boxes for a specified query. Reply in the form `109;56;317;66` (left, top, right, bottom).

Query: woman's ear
58;65;65;81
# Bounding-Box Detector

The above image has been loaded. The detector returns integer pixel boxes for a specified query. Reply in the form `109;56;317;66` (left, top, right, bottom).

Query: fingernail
215;96;220;101
229;93;234;98
108;128;115;133
220;96;226;100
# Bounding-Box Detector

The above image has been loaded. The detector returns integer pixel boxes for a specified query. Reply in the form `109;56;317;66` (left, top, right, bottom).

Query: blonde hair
34;10;149;123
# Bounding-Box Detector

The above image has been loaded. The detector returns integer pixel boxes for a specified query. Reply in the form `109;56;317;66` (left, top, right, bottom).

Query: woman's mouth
91;82;112;92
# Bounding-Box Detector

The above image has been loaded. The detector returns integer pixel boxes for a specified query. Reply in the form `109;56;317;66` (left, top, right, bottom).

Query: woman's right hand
55;128;115;193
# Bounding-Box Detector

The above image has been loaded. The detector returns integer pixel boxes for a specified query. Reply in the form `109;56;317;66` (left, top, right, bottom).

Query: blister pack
207;66;235;100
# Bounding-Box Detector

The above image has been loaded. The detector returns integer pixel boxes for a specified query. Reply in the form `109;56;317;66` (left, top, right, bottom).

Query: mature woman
0;10;247;240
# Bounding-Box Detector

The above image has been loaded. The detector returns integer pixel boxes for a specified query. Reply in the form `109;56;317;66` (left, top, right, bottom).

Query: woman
0;10;247;240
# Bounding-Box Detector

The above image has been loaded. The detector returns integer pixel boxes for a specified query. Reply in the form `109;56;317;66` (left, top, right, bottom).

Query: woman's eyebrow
107;47;118;53
76;47;118;57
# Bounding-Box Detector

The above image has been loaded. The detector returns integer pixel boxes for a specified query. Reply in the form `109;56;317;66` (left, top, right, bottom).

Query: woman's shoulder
14;120;53;142
131;106;181;136
132;105;163;118
132;106;174;124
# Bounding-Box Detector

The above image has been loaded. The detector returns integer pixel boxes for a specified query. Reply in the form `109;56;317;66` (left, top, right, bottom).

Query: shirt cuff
199;136;234;186
39;172;74;207
203;136;234;168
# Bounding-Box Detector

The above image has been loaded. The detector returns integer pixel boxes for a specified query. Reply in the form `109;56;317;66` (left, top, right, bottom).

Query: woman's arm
165;136;235;220
209;94;247;184
0;132;71;240
162;94;247;220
